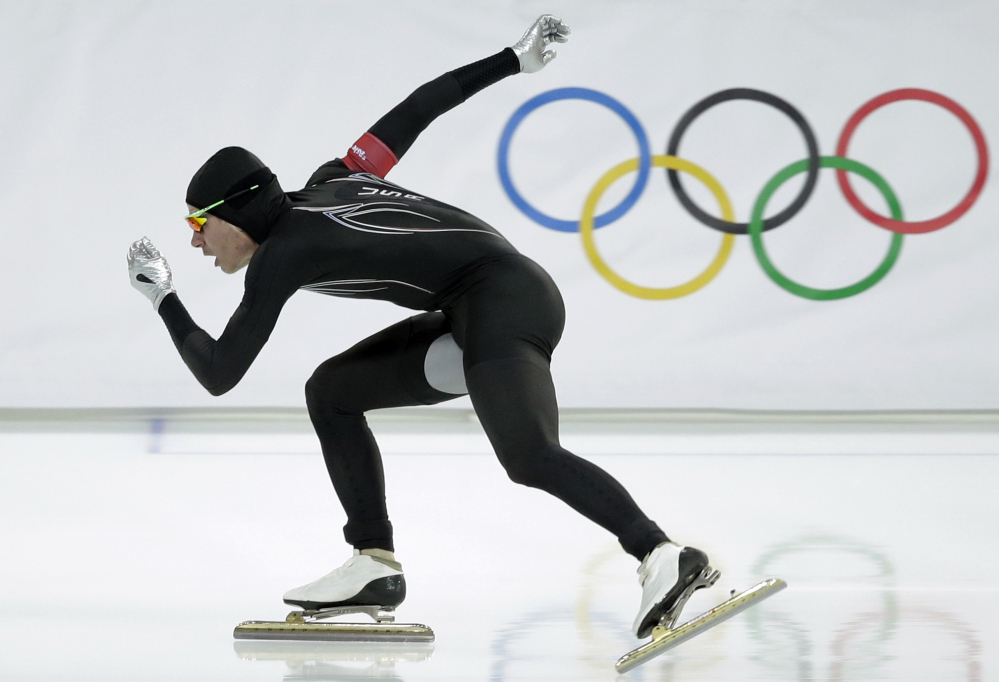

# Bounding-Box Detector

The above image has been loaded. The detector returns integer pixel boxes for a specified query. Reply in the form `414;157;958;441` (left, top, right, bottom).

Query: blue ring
497;87;651;233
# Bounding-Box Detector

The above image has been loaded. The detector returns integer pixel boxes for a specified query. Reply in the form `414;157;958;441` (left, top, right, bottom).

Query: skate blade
616;577;786;674
234;620;435;643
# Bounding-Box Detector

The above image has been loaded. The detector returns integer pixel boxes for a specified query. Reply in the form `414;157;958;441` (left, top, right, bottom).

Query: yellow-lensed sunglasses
184;184;261;232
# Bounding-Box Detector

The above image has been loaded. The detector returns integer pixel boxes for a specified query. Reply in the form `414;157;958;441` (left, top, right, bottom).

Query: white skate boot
616;541;787;674
282;551;406;610
632;542;717;639
234;552;434;643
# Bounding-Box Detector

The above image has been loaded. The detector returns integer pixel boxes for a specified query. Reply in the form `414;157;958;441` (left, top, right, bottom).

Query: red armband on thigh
343;132;398;178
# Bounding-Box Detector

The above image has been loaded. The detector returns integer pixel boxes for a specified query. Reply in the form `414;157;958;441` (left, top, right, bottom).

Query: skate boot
233;552;433;643
618;547;787;674
632;541;720;639
282;550;406;611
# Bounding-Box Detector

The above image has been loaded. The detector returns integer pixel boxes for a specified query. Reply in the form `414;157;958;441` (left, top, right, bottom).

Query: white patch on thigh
424;333;467;395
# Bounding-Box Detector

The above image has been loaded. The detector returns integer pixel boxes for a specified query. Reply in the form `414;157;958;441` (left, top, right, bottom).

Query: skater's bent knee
304;367;331;408
496;443;561;489
305;362;360;418
501;459;535;487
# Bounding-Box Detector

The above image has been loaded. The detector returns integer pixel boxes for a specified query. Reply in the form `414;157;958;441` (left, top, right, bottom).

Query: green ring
748;156;905;300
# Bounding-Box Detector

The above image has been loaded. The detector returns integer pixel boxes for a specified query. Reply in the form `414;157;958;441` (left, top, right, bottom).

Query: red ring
835;88;989;234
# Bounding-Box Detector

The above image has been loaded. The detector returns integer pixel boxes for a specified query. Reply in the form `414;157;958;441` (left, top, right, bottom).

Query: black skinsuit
159;49;667;559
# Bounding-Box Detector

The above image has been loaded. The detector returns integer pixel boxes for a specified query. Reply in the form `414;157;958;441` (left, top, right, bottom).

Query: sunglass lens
186;216;206;232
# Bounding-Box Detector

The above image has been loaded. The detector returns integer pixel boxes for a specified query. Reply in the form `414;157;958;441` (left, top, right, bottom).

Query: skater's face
187;205;258;274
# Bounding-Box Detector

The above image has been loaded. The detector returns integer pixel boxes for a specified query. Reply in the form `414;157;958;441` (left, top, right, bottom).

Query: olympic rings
580;155;736;300
665;88;821;236
497;86;989;300
835;88;989;234
497;87;651;233
749;156;905;301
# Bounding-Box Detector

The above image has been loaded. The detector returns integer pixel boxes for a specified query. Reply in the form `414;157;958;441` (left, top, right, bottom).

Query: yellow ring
579;155;736;300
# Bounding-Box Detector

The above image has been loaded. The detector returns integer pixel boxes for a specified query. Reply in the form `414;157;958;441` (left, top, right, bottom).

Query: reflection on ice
233;640;434;681
490;608;630;680
748;534;899;681
751;534;981;681
830;606;981;682
486;534;985;680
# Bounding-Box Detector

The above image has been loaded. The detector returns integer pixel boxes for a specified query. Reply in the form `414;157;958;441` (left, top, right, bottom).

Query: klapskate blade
615;578;786;674
233;620;435;643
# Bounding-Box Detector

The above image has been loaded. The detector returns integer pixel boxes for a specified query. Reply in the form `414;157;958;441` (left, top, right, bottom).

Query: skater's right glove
127;236;176;311
510;14;570;73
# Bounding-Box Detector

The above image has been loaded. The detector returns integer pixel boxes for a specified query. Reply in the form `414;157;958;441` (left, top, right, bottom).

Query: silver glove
511;14;570;74
127;236;176;311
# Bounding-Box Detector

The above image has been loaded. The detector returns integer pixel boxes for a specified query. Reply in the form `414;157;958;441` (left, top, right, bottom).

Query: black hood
186;146;289;244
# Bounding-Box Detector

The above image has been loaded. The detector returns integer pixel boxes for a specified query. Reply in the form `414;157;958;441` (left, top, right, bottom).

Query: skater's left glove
127;236;176;311
511;14;570;73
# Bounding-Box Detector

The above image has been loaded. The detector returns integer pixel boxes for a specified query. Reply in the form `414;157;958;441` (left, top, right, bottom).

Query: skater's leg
466;355;708;640
450;255;712;639
449;256;667;560
306;312;465;552
465;357;667;560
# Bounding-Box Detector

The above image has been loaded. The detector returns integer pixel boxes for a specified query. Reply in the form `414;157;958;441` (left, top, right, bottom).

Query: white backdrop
0;0;996;409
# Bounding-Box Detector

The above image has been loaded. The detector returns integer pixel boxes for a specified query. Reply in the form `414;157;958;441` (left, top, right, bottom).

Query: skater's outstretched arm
128;236;301;396
323;14;570;180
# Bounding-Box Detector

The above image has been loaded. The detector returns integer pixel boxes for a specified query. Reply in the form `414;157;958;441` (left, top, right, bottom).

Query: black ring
665;88;821;235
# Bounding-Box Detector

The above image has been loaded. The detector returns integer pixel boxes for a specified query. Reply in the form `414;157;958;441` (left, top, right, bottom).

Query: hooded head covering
186;147;289;244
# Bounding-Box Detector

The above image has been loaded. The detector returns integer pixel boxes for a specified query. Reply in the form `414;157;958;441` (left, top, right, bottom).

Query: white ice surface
0;425;995;681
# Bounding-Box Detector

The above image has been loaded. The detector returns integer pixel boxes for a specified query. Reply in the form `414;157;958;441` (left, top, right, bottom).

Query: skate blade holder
616;576;787;674
234;605;434;643
289;605;397;624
